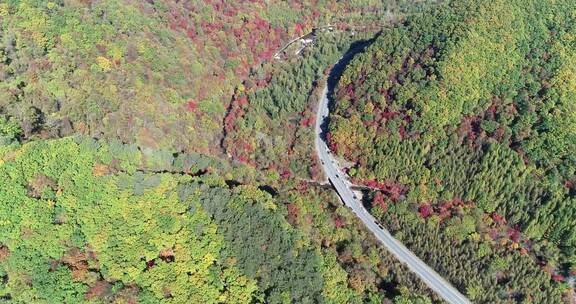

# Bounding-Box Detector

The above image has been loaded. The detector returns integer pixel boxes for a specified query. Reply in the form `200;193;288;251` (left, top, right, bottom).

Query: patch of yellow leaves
92;163;110;177
96;56;112;72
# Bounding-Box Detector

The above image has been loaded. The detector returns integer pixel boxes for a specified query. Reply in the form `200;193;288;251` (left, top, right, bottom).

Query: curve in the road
315;54;472;304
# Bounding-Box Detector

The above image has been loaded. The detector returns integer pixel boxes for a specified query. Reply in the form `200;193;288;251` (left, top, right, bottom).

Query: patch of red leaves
363;180;406;202
552;274;564;282
372;192;388;212
186;100;198;112
287;203;299;224
333;216;345;228
418;204;433;219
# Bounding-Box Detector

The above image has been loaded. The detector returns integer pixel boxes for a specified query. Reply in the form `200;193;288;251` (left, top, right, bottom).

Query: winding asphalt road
315;66;472;303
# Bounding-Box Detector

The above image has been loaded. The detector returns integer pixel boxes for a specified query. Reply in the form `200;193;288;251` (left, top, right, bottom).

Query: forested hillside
5;0;573;302
329;0;576;302
0;0;412;155
0;136;439;303
0;1;449;302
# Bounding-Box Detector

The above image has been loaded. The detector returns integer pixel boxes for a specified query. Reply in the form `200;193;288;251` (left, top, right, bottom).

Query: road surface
315;75;472;303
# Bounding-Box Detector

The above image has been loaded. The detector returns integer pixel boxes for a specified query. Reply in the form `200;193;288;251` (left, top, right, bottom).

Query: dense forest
0;0;448;303
0;0;417;155
329;0;576;302
0;136;438;303
2;0;573;302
